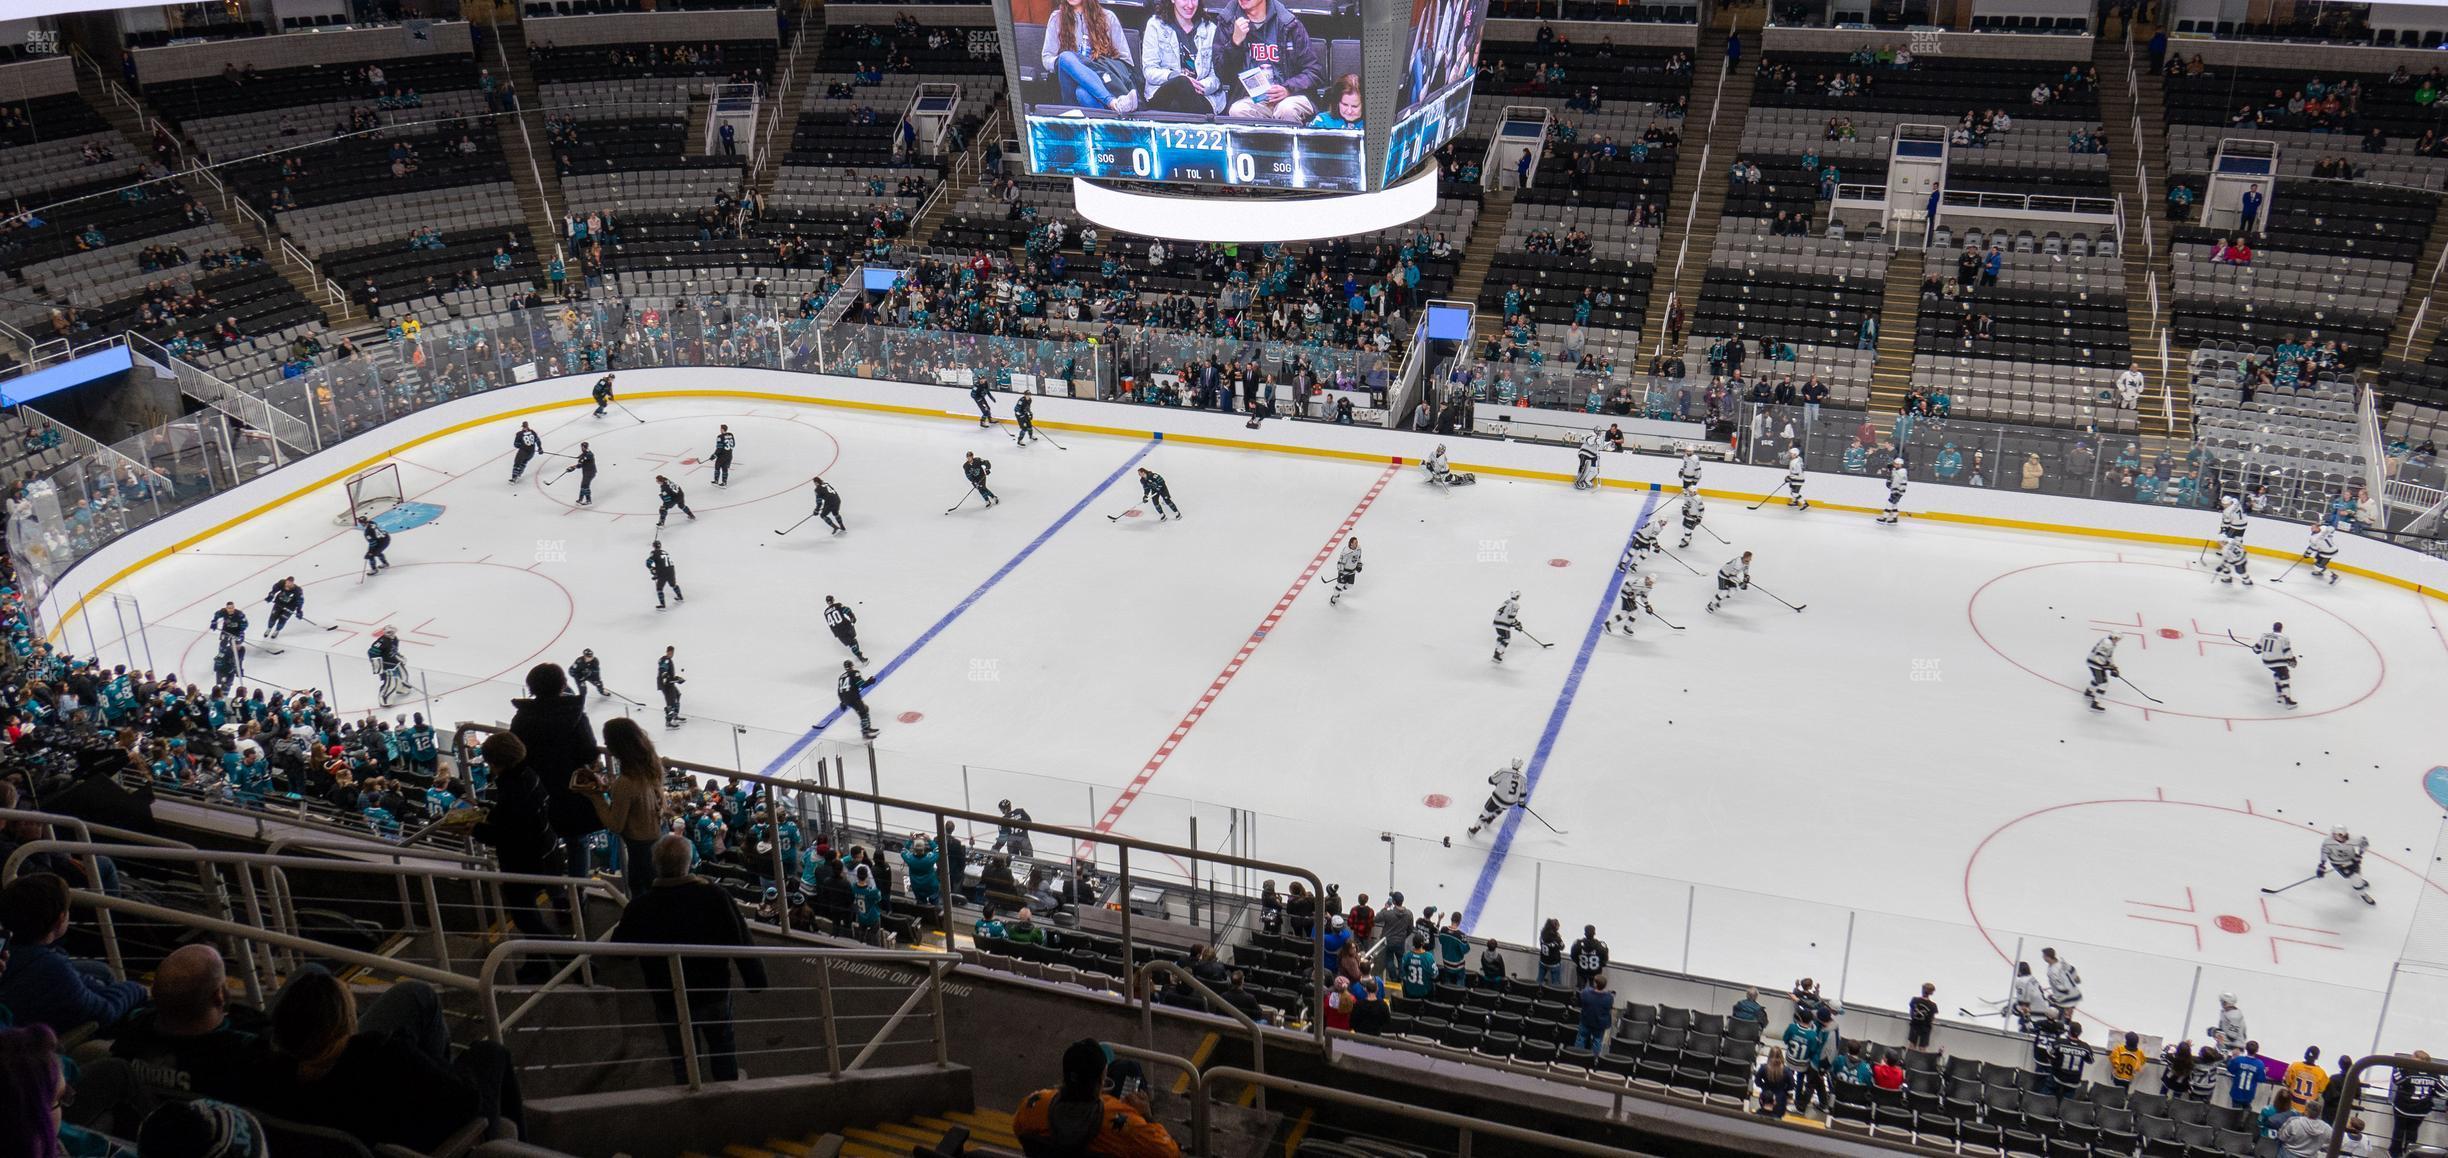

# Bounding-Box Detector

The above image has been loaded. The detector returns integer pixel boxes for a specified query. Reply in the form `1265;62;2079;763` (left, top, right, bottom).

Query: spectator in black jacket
508;664;601;881
2392;1053;2441;1157
612;835;767;1084
469;732;562;981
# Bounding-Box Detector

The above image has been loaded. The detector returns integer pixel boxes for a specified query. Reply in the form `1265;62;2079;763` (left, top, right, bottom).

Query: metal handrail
0;807;206;979
2326;1055;2445;1158
5;839;624;1003
1197;1065;1657;1157
454;721;1334;1049
1135;959;1270;1109
476;939;957;1090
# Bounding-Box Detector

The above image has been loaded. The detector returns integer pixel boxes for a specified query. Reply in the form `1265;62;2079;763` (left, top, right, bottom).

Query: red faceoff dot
2215;914;2251;935
1549;558;1571;567
1424;794;1450;808
2158;627;2184;640
896;711;924;724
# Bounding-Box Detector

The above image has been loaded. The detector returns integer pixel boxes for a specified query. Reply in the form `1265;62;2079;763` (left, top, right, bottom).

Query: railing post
765;781;790;935
1118;846;1134;994
817;958;843;1074
929;960;950;1068
673;959;703;1091
421;874;453;970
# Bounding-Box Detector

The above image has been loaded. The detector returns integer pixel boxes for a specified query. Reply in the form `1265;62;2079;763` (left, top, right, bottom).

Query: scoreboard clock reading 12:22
1024;117;1367;192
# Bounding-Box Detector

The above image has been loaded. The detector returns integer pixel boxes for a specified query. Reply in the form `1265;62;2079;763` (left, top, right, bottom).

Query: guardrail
455;721;1337;1049
1936;188;2119;218
3;839;626;1003
1197;1065;1654;1157
479;940;956;1090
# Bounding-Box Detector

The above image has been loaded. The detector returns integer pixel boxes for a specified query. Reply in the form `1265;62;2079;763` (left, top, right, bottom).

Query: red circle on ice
2215;914;2251;935
2158;627;2184;640
1423;794;1450;808
896;711;924;724
1549;558;1571;568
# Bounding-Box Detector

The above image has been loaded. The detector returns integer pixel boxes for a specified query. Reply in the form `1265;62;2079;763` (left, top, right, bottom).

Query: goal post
336;462;405;526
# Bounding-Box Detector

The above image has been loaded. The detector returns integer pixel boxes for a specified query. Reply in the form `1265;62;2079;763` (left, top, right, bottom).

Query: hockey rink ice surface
75;391;2448;1056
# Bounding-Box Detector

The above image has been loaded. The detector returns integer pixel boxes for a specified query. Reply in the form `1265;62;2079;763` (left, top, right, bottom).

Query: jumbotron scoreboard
1025;118;1366;192
996;0;1486;195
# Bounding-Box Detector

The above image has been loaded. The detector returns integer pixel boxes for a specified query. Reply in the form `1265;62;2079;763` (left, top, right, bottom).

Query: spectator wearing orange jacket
1013;1039;1182;1157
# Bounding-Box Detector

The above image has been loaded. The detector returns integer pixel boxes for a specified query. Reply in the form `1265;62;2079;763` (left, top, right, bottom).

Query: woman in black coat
507;663;601;877
470;731;562;961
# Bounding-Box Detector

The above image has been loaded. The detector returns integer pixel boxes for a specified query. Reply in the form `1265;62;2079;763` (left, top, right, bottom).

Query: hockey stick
2252;871;2310;896
1746;488;1781;512
1035;426;1068;450
1517;627;1556;649
289;613;341;632
1655;547;1705;576
1521;805;1569;835
2114;674;2164;704
2196;538;2213;565
1646;608;1687;631
601;687;648;708
1699;522;1733;546
943;488;975;515
2267;553;2306;584
614;401;647;425
251;639;285;656
1750;583;1808;613
775;514;815;536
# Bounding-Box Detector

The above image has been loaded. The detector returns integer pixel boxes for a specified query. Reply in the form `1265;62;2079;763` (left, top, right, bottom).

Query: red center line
1087;463;1398;843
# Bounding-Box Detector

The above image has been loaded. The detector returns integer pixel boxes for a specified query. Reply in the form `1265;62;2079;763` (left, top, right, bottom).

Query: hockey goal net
335;462;405;526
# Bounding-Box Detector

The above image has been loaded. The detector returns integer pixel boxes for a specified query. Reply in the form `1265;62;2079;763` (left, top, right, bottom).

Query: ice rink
64;380;2448;1058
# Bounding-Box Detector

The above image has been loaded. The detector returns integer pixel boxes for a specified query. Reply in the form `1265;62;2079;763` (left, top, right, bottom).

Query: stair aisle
1640;50;1754;364
486;18;578;291
1866;248;1924;414
1448;187;1517;321
2094;26;2185;445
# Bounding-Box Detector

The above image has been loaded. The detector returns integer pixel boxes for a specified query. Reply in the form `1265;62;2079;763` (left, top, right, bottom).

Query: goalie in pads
1424;444;1476;487
1467;758;1527;836
368;626;410;705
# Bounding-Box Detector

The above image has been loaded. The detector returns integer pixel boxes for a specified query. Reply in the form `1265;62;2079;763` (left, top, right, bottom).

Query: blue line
757;438;1159;775
1461;486;1665;934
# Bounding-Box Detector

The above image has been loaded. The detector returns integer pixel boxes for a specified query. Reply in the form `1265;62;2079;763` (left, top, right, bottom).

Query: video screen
1379;0;1486;186
1008;0;1368;192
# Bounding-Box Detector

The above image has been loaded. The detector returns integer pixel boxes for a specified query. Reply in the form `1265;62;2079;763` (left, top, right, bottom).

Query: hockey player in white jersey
2218;494;2249;542
1467;758;1528;836
1491;591;1523;663
1677;450;1703;493
1619;513;1664;572
2215;538;2254;586
1574;430;1603;490
2210;994;2248;1054
1706;551;1751;614
1877;458;1908;525
1676;494;1709;548
2317;826;2376;905
2305;524;2341;585
1605;572;1657;636
2041;947;2083;1018
1782;447;1810;510
2083;633;2121;712
2254;622;2298;708
1423;444;1475;487
1329;537;1363;605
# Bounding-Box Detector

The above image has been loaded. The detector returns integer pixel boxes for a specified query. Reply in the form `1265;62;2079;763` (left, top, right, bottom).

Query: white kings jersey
1336;543;1362;576
1493;598;1520;628
1679;453;1701;483
2087;637;2119;670
2322;833;2369;869
2255;631;2293;667
2221;504;2248;534
1716;557;1749;586
2220;539;2247;566
1488;765;1527;804
1888;465;1908;495
1786;458;1807;483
